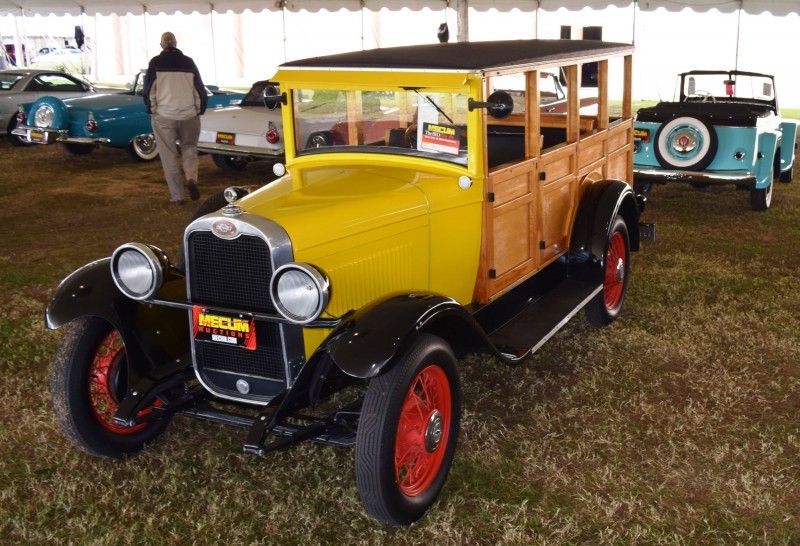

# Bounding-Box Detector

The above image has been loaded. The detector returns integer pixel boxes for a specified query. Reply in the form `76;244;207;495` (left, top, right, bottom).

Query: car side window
31;74;84;92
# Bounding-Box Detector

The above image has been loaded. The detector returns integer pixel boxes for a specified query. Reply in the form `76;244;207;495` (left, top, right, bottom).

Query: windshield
293;88;469;165
682;73;775;102
0;73;23;91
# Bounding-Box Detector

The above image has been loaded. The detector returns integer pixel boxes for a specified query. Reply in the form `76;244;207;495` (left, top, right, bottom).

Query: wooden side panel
577;131;607;169
607;119;633;183
538;144;577;266
475;159;539;303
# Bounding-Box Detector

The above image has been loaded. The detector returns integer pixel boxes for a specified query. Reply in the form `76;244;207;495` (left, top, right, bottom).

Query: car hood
237;164;429;255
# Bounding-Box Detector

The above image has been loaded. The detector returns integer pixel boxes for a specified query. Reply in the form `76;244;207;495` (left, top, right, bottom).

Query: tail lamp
15;106;26;125
266;121;280;144
86;112;98;132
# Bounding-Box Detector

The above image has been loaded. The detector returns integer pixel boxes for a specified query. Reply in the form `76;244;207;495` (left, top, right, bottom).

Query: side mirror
263;84;286;110
468;90;514;119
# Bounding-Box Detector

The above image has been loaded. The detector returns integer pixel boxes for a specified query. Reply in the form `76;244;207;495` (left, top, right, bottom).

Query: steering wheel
685;90;716;103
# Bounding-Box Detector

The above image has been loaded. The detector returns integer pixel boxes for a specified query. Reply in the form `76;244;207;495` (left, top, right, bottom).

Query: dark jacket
143;47;208;119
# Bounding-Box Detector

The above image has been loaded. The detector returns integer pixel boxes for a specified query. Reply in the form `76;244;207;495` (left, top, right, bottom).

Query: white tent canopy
0;1;798;16
1;1;799;106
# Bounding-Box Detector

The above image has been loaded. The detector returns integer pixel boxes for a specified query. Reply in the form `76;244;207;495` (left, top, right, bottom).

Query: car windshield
242;81;278;108
682;73;775;102
293;88;469;166
0;73;23;91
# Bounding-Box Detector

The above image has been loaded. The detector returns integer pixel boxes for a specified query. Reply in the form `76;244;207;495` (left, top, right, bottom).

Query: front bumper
633;168;756;187
12;124;110;146
196;141;283;159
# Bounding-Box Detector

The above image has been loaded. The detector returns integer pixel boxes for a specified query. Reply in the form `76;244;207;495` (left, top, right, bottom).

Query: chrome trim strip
183;213;305;406
197;142;283;157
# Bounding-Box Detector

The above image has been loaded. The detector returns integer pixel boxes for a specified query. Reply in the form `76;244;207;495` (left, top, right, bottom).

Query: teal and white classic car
12;71;244;161
633;70;797;210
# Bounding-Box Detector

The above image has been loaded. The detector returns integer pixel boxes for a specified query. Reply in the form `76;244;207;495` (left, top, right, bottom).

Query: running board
488;278;602;360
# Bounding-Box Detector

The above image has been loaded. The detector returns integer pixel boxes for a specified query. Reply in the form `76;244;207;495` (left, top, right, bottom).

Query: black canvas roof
280;39;633;72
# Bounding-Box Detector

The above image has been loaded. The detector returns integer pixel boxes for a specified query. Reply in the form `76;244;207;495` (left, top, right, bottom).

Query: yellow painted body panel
238;153;483;358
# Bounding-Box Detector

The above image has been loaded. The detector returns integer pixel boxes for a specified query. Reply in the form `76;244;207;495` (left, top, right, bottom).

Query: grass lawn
1;139;799;544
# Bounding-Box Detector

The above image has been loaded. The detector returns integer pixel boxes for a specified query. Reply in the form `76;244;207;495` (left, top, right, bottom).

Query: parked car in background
13;70;245;161
29;47;86;73
633;70;798;210
198;80;284;171
0;68;96;145
44;39;653;526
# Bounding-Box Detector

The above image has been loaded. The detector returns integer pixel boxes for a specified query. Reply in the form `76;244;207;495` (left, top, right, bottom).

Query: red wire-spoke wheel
88;329;161;434
394;365;452;497
356;334;462;526
51;317;171;459
603;230;626;311
586;215;630;328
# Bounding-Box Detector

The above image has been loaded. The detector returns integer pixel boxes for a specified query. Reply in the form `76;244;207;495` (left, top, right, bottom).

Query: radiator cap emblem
211;219;237;238
236;379;250;394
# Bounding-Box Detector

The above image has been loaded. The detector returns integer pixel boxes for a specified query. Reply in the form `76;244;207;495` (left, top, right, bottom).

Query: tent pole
457;0;468;42
210;3;218;84
734;0;742;71
632;0;637;46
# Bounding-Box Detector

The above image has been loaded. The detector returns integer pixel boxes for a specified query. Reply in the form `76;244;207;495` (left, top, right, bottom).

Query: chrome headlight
270;263;329;324
110;243;169;300
33;104;55;128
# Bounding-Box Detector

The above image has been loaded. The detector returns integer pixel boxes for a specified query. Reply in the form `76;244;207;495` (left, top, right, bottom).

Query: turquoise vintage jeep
632;70;798;210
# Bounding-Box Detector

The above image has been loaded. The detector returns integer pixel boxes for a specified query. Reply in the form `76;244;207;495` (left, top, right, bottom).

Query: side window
486;73;527;169
35;74;84;92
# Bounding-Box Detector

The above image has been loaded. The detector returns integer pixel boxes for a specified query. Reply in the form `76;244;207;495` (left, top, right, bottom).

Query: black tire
63;143;94;155
51;317;170;459
750;179;773;211
7;117;32;147
586;215;630;328
128;134;159;161
779;166;793;183
653;116;718;171
211;154;248;171
355;334;462;526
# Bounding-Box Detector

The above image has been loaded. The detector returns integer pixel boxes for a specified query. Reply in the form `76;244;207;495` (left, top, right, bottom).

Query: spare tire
654;116;718;171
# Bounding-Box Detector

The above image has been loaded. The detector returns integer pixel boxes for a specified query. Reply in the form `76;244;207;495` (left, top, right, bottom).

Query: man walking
143;31;206;205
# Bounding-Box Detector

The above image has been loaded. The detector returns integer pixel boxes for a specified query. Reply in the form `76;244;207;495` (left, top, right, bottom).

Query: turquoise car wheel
654;116;718;171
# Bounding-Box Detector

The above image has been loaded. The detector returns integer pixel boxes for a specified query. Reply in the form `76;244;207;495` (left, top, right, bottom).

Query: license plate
633;128;650;143
29;129;45;143
192;306;256;350
216;132;235;145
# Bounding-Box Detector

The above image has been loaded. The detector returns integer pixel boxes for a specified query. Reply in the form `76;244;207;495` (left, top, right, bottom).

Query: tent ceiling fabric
0;0;796;16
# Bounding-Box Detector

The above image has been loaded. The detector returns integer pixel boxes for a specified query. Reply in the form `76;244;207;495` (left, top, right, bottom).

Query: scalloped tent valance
0;1;796;17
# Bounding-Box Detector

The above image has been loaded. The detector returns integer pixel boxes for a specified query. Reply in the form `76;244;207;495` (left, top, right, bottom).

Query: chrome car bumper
11;125;110;146
197;141;283;158
633;168;756;187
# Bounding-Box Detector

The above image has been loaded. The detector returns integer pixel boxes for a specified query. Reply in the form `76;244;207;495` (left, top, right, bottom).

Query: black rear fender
45;258;190;373
571;179;640;264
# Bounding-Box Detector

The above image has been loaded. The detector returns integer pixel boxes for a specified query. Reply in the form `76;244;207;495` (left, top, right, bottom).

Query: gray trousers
151;114;201;202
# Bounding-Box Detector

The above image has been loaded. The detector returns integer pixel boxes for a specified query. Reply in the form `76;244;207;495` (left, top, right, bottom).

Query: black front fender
45;258;190;372
321;292;487;379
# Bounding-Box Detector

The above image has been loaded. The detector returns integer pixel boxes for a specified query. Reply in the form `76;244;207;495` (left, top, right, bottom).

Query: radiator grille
188;230;286;387
188;231;276;313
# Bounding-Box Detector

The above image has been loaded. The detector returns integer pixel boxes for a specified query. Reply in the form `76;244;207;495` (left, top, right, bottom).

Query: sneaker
188;180;200;201
168;199;186;206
